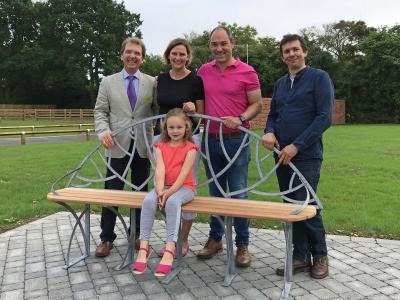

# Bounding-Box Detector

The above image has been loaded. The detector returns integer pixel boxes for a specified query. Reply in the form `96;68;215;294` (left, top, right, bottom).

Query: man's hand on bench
101;130;114;148
278;144;298;165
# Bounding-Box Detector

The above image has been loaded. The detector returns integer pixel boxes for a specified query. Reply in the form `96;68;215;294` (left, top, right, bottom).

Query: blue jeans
276;159;327;262
202;136;251;246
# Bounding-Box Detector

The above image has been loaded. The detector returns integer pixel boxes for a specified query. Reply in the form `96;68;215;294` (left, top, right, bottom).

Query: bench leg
56;202;90;269
223;216;236;286
111;207;136;270
280;222;293;300
84;204;90;258
213;215;236;286
162;217;184;284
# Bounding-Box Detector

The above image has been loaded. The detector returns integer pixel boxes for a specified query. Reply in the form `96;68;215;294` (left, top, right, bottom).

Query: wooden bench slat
49;188;147;200
183;205;314;222
48;188;316;222
48;195;141;208
183;201;315;221
48;193;143;208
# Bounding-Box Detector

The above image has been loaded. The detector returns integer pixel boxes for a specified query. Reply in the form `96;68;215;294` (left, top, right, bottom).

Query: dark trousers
276;159;327;262
100;149;150;242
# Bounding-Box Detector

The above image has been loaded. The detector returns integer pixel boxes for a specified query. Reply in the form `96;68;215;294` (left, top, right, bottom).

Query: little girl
132;108;199;277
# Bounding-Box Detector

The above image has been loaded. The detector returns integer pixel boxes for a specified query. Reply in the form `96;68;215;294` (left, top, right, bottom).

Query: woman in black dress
156;38;204;259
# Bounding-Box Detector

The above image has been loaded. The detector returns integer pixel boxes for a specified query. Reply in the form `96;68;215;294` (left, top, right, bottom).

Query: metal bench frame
49;113;322;300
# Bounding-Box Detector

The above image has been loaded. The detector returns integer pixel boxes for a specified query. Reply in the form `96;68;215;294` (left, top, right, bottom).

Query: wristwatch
238;115;246;124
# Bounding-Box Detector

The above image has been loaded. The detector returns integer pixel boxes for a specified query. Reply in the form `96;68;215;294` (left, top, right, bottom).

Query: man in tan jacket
94;37;157;257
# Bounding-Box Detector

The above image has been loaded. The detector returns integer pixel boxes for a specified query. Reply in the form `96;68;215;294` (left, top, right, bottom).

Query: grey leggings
139;186;194;242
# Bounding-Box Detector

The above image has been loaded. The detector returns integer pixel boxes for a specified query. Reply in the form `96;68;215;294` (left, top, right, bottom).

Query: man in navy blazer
262;34;333;279
94;37;157;257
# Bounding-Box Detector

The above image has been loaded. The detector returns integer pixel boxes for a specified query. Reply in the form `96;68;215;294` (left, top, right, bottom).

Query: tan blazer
94;71;157;158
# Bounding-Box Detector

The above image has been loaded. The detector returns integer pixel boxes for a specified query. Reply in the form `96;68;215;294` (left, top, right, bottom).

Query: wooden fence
0;109;93;121
0;123;94;131
1;100;346;126
0;129;94;145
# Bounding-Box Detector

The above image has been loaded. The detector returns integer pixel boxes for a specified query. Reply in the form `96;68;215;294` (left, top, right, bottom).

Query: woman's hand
182;101;195;113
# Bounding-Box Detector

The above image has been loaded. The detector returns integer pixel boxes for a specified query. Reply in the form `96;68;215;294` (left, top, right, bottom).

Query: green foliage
184;30;211;71
303;21;399;123
335;26;400;122
141;54;168;76
319;20;374;62
0;0;40;103
0;0;142;108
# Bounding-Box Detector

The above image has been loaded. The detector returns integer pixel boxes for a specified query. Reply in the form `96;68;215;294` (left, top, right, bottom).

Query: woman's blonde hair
160;108;193;142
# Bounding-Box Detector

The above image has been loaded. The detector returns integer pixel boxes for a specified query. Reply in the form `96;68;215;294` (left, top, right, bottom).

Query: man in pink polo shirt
196;25;262;267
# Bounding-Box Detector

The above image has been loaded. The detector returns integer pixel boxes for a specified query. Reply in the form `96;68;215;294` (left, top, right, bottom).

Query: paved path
1;212;400;300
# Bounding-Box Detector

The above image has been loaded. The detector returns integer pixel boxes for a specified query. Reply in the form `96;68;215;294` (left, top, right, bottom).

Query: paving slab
1;212;400;299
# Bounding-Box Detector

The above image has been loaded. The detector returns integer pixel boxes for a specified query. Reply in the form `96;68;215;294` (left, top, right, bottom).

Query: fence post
31;126;35;132
86;129;90;141
21;132;26;145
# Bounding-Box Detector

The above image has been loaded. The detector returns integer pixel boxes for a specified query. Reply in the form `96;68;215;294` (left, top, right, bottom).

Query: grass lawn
0;124;399;239
318;124;400;238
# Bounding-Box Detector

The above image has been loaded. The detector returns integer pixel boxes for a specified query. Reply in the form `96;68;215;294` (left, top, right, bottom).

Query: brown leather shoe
235;245;251;267
197;239;223;259
95;241;113;257
311;256;329;279
276;259;311;276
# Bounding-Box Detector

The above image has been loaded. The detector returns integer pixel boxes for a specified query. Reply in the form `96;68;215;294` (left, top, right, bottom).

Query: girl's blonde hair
160;108;193;142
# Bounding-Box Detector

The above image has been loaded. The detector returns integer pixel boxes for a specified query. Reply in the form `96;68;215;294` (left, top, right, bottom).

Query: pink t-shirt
198;59;260;133
155;141;199;191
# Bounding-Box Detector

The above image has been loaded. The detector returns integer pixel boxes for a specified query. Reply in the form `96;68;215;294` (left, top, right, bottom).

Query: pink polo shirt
198;58;260;133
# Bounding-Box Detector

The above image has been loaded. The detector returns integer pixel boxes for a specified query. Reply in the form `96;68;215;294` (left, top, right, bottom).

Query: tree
0;0;40;103
249;37;284;96
300;32;338;88
184;30;210;72
343;26;400;122
0;0;142;107
39;0;143;106
317;20;375;62
141;54;168;76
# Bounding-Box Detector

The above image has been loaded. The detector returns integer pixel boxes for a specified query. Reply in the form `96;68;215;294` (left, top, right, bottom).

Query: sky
122;0;399;55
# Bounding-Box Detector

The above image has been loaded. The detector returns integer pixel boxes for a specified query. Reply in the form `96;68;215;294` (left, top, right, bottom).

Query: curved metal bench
48;113;322;300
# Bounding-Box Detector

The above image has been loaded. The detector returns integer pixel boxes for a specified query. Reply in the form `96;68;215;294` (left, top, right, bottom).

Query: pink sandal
131;246;152;275
154;249;174;277
158;245;189;258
